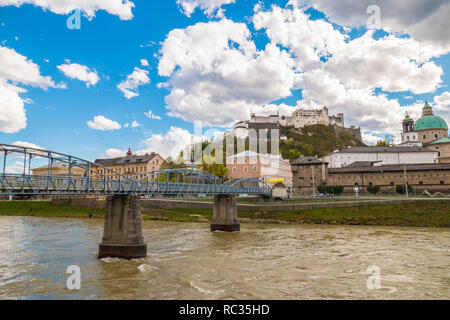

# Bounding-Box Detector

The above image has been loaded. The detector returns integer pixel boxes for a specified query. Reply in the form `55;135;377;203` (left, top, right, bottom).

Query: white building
322;146;439;168
231;106;345;134
399;112;422;147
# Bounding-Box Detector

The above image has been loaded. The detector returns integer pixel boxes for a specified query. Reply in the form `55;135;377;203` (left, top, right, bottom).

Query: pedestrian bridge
0;143;273;259
0;143;272;197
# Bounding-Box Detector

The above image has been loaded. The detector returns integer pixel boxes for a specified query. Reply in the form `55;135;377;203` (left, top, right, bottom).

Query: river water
0;216;448;300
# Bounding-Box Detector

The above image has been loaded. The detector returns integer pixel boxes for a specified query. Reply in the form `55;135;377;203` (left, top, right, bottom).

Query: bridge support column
211;195;240;232
98;195;147;259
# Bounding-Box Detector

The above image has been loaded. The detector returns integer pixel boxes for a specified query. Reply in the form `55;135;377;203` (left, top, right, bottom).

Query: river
0;216;448;300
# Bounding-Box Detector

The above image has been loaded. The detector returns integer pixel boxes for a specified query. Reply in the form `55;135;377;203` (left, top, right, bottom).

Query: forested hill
280;125;366;160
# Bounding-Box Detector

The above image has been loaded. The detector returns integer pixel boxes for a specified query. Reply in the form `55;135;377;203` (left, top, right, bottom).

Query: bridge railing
0;144;272;197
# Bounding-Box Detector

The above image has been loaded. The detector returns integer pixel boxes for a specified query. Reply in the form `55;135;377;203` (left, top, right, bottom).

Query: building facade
398;102;450;162
290;157;328;196
226;151;292;188
91;149;165;179
32;161;86;177
291;157;450;196
322;146;438;168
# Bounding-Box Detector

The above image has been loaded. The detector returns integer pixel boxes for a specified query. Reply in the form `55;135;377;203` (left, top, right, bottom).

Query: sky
1;0;449;169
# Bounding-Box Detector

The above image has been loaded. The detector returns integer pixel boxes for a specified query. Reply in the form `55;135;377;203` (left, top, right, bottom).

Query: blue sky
1;0;449;165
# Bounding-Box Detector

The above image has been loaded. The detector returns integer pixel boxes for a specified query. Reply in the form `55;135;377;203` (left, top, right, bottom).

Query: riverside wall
49;197;450;212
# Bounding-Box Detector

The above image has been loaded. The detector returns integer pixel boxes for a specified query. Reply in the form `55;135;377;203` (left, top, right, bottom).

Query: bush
367;185;380;195
396;184;413;195
317;185;344;195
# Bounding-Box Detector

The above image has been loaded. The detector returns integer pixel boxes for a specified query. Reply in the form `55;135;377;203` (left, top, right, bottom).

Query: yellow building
91;148;165;179
32;161;86;177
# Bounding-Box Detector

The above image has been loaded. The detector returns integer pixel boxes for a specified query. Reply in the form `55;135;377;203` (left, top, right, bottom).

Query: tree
376;140;388;147
197;154;229;180
317;185;344;195
396;184;413;195
288;149;301;161
367;185;380;195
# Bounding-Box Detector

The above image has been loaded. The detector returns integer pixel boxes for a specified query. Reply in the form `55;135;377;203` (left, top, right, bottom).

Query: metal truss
0;144;272;197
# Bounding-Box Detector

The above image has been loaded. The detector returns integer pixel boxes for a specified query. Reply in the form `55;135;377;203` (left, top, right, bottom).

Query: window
440;181;445;185
244;166;248;172
419;181;423;185
422;134;427;140
435;133;439;139
232;167;236;173
253;166;257;172
390;182;394;186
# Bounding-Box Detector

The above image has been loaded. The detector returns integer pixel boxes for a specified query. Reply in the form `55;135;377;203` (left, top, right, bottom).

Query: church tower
400;112;421;146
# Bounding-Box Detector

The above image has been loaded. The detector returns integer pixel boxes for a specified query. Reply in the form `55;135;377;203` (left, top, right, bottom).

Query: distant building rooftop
94;152;159;166
429;137;450;145
291;156;328;165
346;161;382;167
329;163;450;174
335;146;437;153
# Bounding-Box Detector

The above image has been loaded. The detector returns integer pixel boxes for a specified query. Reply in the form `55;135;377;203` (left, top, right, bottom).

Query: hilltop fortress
233;106;362;142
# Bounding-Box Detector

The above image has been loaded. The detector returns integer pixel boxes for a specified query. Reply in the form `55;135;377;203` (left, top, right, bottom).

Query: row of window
95;165;157;175
231;166;258;173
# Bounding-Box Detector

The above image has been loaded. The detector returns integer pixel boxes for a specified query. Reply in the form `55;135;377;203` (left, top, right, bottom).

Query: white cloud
432;92;450;126
253;5;347;71
158;19;295;127
0;46;59;89
105;148;126;158
0;0;135;20
5;160;24;174
117;67;150;99
0;84;26;133
137;126;202;159
251;4;445;135
11;141;44;150
144;109;161;120
0;45;62;133
321;32;443;94
87;115;121;131
57;62;99;87
177;0;235;18
130;120;140;128
297;0;450;52
140;59;149;67
362;132;384;146
434;92;450;109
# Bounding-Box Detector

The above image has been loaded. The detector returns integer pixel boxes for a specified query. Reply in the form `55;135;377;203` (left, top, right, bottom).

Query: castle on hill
232;106;362;142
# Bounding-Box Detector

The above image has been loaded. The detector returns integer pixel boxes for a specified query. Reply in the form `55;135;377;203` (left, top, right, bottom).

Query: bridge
0;143;273;259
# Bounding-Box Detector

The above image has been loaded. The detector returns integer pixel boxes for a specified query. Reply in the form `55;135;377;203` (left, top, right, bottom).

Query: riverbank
0;200;448;227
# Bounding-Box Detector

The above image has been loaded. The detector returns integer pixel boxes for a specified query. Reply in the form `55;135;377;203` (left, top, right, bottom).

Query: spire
126;148;132;156
422;100;434;116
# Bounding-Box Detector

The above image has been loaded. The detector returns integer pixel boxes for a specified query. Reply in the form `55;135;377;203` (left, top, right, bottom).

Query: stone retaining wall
140;198;450;211
49;197;450;212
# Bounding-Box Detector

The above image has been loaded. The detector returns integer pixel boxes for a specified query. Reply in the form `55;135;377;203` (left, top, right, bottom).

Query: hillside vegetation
280;125;365;160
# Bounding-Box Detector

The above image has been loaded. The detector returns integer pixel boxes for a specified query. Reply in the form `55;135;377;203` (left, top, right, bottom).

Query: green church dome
414;115;448;131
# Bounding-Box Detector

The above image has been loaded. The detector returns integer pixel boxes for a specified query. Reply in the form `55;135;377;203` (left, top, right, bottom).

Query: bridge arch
0;143;136;195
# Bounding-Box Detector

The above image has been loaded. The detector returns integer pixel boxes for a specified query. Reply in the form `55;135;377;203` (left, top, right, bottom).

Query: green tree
288;149;301;161
376;140;388;146
197;154;229;180
367;185;380;195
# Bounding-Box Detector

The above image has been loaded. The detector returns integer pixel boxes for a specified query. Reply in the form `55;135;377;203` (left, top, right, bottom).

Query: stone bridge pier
98;195;147;259
210;195;240;232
